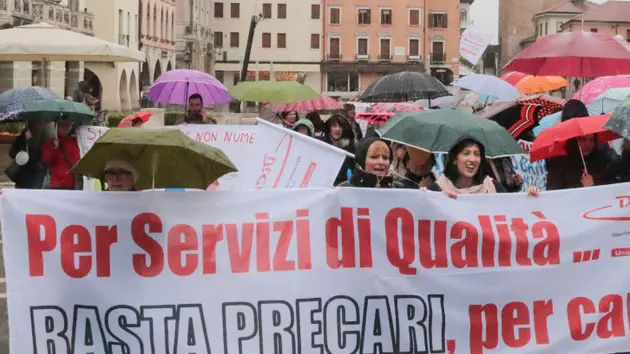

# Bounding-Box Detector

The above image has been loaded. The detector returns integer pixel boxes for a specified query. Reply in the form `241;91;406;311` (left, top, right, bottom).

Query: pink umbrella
356;102;423;125
266;95;342;112
572;76;630;103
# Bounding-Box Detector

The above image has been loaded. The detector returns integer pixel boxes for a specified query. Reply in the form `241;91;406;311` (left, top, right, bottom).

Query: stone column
0;62;15;91
48;61;66;97
66;61;84;99
14;62;34;88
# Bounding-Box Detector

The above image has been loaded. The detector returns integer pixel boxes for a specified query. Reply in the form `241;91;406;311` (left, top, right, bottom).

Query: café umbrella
72;128;237;190
377;109;524;158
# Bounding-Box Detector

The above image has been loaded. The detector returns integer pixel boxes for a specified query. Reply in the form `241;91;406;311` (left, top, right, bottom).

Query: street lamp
235;13;264;112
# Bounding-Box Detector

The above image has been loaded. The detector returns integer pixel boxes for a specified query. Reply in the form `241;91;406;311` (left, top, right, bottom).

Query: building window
214;2;223;18
379;38;391;59
277;33;286;48
277;4;286;19
431;41;445;63
590;28;598;32
230;32;239;47
310;34;320;49
263;3;272;18
409;9;420;26
429;13;447;28
214;31;223;47
460;9;467;22
329;37;340;58
327;72;359;92
556;21;563;32
329;7;341;24
230;3;239;18
358;8;371;25
262;32;271;48
311;4;320;19
409;38;420;58
627;29;630;42
357;37;368;56
544;22;548;35
381;8;392;25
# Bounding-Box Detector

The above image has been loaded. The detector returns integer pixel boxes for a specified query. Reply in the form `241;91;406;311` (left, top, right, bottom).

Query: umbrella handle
577;143;589;175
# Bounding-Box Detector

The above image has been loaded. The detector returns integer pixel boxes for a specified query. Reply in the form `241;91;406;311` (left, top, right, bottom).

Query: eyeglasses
104;169;131;179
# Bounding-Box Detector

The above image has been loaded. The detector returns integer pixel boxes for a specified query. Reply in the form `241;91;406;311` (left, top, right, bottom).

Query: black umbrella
477;102;543;142
359;72;451;103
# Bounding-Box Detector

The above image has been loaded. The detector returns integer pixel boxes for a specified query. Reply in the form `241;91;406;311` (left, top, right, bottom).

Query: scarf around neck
436;175;496;194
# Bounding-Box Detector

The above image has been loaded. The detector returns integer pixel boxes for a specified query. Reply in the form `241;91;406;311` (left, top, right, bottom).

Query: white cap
104;160;138;182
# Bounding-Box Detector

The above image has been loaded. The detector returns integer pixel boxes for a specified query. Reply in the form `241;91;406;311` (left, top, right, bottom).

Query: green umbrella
19;98;94;123
228;81;319;104
377;109;524;158
72;128;238;189
603;98;630;139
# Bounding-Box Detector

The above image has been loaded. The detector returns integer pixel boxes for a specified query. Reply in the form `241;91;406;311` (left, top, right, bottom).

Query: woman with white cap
103;160;138;191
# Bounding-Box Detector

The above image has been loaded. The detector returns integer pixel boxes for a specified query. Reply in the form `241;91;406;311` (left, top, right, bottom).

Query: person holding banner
324;114;356;185
429;138;540;198
280;110;299;129
292;119;315;137
394;147;437;189
338;137;393;188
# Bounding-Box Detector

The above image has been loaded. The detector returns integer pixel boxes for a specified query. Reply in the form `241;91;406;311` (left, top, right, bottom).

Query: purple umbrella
148;69;232;106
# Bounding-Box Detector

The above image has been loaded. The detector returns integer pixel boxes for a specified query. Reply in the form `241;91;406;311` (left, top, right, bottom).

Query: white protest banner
459;25;494;66
76;125;256;190
243;118;350;188
178;124;255;189
511;140;547;191
3;185;630;353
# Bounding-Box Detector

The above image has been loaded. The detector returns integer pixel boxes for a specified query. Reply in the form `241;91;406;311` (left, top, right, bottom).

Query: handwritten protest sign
2;185;630;353
511;140;547;191
76;125;256;190
243;119;351;188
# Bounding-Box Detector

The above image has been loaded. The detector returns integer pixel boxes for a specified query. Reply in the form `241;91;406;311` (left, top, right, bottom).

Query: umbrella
72;128;237;190
118;112;153;127
572;76;630;103
355;103;424;125
452;74;521;101
19;99;94;123
376;109;524;158
603;98;630;139
228;81;319;104
500;72;529;85
0;86;59;121
266;94;342;112
504;31;630;77
477;102;543;140
415;95;459;108
148;69;231;106
358;72;451;102
0;22;144;62
531;114;620;162
514;76;568;94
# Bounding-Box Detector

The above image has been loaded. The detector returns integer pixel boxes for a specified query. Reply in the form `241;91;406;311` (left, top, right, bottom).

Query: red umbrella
356;102;423;125
504;32;630;77
118;111;152;127
266;95;342;112
530;114;620;162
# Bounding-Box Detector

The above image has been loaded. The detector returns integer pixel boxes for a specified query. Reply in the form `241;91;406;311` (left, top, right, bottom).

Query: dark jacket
546;144;618;190
348;119;363;142
9;129;47;189
394;171;436;189
325;116;356;186
486;157;523;193
337;167;394;188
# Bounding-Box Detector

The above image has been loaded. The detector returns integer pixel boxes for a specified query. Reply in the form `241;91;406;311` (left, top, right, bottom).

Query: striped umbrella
266;94;342;112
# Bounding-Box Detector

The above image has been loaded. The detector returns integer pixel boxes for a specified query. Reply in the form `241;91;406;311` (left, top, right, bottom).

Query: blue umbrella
0;86;59;121
453;74;521;102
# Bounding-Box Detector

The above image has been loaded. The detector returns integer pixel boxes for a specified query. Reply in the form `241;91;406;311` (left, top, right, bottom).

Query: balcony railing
378;54;392;61
118;34;130;47
326;53;341;60
430;52;446;64
408;55;422;61
28;0;93;35
460;20;470;29
356;54;369;61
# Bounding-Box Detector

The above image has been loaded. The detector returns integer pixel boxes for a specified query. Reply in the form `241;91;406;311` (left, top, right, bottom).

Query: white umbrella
453;74;521;102
0;22;144;62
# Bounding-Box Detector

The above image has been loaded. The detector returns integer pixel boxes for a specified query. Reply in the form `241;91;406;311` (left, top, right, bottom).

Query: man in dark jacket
343;103;363;143
9;121;49;189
